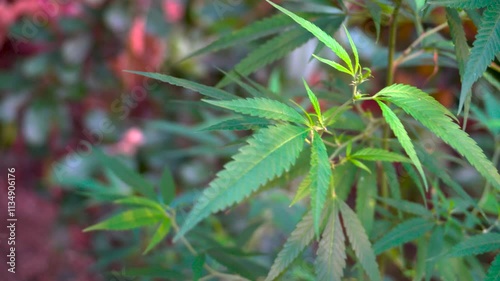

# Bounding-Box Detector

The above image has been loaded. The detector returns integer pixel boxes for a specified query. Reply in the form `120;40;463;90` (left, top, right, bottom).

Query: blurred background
0;0;497;280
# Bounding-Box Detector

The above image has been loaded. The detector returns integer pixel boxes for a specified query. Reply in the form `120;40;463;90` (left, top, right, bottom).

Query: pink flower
108;127;145;156
163;0;184;23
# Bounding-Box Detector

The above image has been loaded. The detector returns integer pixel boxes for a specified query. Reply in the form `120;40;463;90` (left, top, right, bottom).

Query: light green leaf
377;197;432;217
184;14;295;60
428;0;492;8
312;54;353;76
373;218;434;254
376;84;500;190
200;116;271;131
310;131;332;237
315;206;346;281
448;233;500;257
125;71;237;100
351;147;412;163
339;201;381;281
204;97;305;124
356;166;377;235
115;196;164;212
303;80;322;122
290;174;312;206
343;25;359;74
267;1;353;73
143;218;172;254
459;3;500;114
266;210;316;281
485;254;500;281
175;125;308;240
84;208;164;232
350;159;372;174
375;100;428;190
159;168;175;205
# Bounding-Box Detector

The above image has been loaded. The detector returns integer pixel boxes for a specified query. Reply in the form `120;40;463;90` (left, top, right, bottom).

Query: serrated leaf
446;8;470;78
115;196;164;212
356;166;377;235
333;163;357;201
312;54;353;76
339;201;381;281
84;208;164;232
125;71;237;100
310;131;332;236
143;218;171;254
351;147;412;163
290;174;312;206
204;97;305;124
267;1;353;73
376;84;500;190
200;116;271;131
159;168;175;205
448;233;500;257
174;125;308;240
373;218;434;254
303;80;322;121
428;0;492;9
377;197;432;217
425;226;445;281
382;162;401;200
217;16;343;87
486;254;500;281
184;14;295;60
375;100;428;190
343;25;359;73
459;3;500;114
266;210;316;281
315;207;346;281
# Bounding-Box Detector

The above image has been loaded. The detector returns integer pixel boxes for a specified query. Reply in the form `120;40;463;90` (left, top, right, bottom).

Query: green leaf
159;168;175;205
312;54;353;76
200;116;271;131
266;210;316;281
428;0;492;8
310;131;333;236
373;218;434;254
207;249;268;280
377;197;433;217
192;254;206;281
96;149;156;200
303;80;322;122
175;125;308;240
84;208;164;232
355;166;377;235
351;148;412;163
458;2;500;114
448;233;500;257
375;100;428;190
266;1;353;73
184;14;295;60
125;71;237;100
315;206;346;281
339;201;381;281
366;1;382;42
217;16;343;87
115;196;164;212
204;97;305;124
290;174;312;206
143;218;171;254
376;84;500;190
425;226;445;281
485;254;500;281
446;8;470;78
343;25;359;74
350;159;372;174
382;163;401;200
333;163;357;201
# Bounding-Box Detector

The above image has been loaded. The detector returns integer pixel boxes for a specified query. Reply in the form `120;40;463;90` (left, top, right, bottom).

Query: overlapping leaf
315;207;346;281
351;148;411;163
175;124;308;240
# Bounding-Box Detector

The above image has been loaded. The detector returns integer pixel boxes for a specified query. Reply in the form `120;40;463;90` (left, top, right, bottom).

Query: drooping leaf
84;208;164;232
356;166;377;235
217;16;343;87
184;14;295;60
175;125;308;240
377;197;433;217
266;210;316;281
351;147;411;163
458;2;500;114
485;254;500;281
373;218;434;254
428;0;492;9
339;201;381;281
447;233;500;257
204;97;305;124
266;1;353;73
376;84;500;190
143;218;172;254
375;100;428;190
125;71;237;100
200;116;272;131
310;131;332;236
446;8;470;78
315;206;346;281
159;168;176;205
303;80;322;122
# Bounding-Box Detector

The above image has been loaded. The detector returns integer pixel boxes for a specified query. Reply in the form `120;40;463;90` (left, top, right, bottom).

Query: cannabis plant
82;1;500;280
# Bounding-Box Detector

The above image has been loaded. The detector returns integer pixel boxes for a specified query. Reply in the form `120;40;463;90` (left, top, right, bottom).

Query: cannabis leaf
486;254;500;281
315;206;346;281
204;97;305;124
339;201;381;281
356;166;377;235
84;208;165;232
447;233;500;257
350;148;411;163
458;2;500;114
373;218;434;254
376;84;500;190
429;0;492;9
174;124;308;240
310;131;332;236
